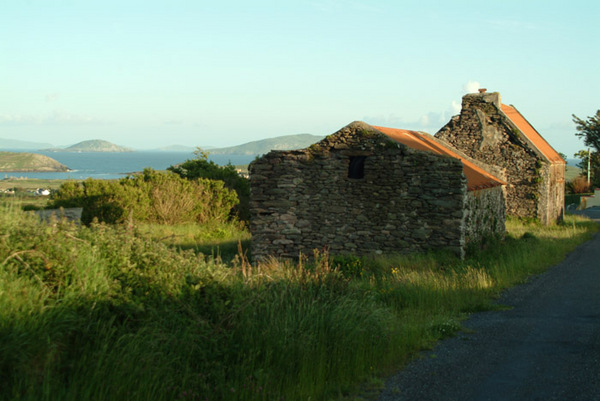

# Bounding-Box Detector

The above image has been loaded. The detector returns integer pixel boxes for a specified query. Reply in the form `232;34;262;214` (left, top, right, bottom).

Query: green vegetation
572;149;600;189
0;151;69;172
168;149;250;221
572;110;600;188
135;221;250;262
0;178;69;192
0;179;71;211
573;110;600;153
49;168;238;225
0;202;597;401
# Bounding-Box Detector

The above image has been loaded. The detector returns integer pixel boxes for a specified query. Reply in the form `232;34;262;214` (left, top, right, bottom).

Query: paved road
378;215;600;401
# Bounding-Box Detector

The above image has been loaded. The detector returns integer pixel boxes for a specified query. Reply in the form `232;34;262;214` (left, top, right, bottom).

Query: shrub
566;176;592;194
168;148;250;222
50;169;238;225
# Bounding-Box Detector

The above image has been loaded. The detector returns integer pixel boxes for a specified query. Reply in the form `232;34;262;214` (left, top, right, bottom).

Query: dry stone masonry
250;121;505;261
435;91;565;224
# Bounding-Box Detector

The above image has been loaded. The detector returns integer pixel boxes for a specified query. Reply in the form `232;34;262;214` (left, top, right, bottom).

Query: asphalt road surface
378;213;600;401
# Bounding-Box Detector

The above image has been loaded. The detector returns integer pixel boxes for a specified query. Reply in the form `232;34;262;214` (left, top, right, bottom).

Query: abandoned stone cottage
435;90;565;224
249;121;506;261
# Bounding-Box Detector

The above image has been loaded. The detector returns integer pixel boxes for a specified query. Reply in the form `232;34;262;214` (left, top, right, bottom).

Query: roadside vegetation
0;187;597;401
49;168;238;226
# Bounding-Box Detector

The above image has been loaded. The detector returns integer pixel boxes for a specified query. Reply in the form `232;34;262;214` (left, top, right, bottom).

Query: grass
0;204;597;401
565;165;582;182
0;178;72;191
135;221;251;262
0;178;76;210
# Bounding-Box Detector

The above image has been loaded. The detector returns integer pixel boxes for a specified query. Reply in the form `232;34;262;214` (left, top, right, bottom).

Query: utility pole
588;148;591;185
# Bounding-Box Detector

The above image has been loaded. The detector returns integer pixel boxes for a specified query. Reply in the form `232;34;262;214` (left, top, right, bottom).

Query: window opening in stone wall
348;156;366;179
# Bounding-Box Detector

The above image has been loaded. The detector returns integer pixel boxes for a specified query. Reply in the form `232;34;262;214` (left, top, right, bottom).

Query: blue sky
1;0;598;155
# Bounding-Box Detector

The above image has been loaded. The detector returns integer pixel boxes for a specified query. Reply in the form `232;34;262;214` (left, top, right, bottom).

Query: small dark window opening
348;156;366;179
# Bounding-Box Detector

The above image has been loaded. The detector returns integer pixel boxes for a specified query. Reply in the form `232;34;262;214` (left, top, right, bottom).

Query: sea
2;150;256;180
1;150;582;181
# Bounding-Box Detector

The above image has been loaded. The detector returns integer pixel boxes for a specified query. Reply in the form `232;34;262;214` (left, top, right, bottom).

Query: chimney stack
478;88;487;93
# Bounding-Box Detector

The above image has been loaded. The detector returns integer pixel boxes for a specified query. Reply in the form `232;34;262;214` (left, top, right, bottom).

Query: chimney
462;90;501;109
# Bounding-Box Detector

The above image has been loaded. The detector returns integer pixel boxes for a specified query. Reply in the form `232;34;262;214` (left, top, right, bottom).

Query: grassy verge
0;206;597;401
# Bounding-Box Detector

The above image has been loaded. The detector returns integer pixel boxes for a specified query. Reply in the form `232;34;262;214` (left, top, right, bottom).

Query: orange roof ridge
372;125;506;191
500;104;565;164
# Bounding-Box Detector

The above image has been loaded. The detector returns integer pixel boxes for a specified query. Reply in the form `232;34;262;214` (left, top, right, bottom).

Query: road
378;213;600;401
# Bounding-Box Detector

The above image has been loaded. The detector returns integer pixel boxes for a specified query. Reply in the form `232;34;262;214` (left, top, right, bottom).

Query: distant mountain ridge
208;134;324;155
0;138;54;150
0;151;70;172
47;140;133;153
151;145;196;152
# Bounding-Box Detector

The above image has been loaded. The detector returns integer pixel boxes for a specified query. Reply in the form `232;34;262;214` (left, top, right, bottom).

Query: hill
150;145;196;152
47;140;133;153
208;134;324;155
565;165;582;182
0;151;70;172
0;138;54;150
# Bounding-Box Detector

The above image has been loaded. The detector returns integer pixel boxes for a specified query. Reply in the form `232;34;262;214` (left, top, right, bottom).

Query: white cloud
451;100;461;114
363;111;451;133
362;113;405;128
463;81;481;94
363;99;464;133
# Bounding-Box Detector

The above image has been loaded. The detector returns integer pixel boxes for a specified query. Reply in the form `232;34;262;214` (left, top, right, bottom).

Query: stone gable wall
538;163;565;224
250;122;505;261
463;187;506;244
435;93;563;224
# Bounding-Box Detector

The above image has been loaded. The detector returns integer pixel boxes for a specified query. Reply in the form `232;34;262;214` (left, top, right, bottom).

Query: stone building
435;91;565;224
249;121;506;261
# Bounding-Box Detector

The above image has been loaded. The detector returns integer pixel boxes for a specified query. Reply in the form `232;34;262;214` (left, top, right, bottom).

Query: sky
1;0;599;155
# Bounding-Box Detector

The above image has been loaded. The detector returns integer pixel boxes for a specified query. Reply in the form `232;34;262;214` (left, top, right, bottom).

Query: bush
168;149;250;222
50;169;239;225
566;176;592;194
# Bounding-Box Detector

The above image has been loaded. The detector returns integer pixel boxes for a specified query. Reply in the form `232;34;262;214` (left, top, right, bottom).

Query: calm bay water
2;150;255;180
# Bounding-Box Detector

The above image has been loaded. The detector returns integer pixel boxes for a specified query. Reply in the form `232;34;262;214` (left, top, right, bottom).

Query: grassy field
0;179;73;211
0;177;73;191
0;200;597;401
565;165;582;182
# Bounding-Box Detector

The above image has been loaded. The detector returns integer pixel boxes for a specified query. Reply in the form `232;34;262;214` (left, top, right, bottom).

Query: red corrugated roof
500;104;565;164
373;125;506;191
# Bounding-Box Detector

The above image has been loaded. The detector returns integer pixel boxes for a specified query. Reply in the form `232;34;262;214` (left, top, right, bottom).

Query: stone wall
435;92;562;224
463;187;506;244
538;163;565;224
35;207;83;224
250;121;504;261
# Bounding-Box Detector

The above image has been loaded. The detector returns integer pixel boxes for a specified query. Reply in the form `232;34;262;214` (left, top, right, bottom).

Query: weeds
0;206;597;401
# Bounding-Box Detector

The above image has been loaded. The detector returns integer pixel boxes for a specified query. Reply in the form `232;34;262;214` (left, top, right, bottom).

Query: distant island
45;140;133;153
4;133;325;156
208;134;324;155
0;151;70;172
150;145;197;152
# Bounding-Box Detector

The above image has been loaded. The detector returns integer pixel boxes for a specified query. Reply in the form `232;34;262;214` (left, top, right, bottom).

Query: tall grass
0;205;596;401
135;220;251;262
